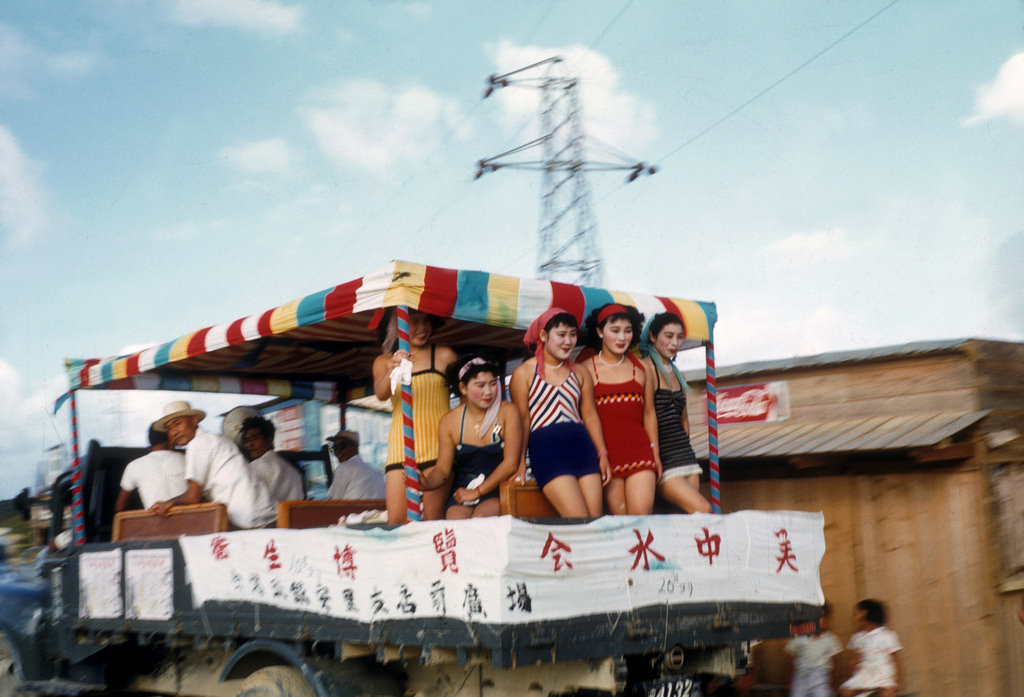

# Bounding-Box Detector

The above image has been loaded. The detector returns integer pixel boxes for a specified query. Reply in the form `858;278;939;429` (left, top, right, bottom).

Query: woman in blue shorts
510;307;609;517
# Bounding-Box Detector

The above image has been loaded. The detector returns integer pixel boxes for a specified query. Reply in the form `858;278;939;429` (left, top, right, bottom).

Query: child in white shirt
839;599;902;697
785;602;842;697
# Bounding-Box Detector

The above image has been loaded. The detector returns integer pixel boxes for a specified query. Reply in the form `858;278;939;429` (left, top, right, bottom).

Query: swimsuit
386;345;448;472
447;406;504;509
526;366;599;488
652;365;701;478
591;357;656;478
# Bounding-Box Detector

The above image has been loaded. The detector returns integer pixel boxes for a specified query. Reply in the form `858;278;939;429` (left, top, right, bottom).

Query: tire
237;666;316;697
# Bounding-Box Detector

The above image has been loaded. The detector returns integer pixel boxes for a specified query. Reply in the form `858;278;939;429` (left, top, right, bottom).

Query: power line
590;0;636;50
657;0;902;163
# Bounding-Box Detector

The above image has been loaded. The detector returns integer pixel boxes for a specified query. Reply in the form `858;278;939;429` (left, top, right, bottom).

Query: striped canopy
63;260;717;402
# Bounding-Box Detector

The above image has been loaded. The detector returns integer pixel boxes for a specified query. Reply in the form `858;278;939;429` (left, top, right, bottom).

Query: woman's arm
578;369;610;483
640;363;661;476
372;353;395;401
421;409;458;490
509;362;533;481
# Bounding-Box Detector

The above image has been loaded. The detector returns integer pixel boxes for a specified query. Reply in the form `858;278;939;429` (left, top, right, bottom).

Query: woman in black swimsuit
639;313;711;514
421;357;522;519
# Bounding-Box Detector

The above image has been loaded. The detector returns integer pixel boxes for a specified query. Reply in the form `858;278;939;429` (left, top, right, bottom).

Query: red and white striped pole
396;305;422;521
70;389;86;545
706;338;721;514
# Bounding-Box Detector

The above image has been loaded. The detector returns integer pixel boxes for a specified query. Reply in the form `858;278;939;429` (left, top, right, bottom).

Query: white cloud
0;124;51;246
169;0;303;35
485;40;658;154
766;228;856;269
300;80;469;177
964;52;1024;127
219;137;297;175
0;22;103;97
0;360;67;496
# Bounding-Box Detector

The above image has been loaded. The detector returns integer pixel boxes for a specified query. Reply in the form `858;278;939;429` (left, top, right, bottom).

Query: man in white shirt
150;400;276;529
239;415;304;504
325;430;386;500
115;424;187;512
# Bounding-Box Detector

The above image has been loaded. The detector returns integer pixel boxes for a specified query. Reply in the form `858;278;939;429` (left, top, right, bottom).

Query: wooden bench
111;503;228;542
276;499;386;529
499;480;558;518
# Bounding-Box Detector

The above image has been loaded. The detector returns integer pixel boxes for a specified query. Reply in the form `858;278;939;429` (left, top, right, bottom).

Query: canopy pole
396;305;422;522
70;390;86;545
705;338;721;514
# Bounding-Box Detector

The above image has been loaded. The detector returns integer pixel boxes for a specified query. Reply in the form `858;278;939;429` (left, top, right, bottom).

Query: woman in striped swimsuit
580;303;660;515
510;308;609;518
639;313;711;514
373;309;458;524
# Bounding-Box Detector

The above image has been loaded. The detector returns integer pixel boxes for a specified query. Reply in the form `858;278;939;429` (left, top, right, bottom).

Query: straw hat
153;400;206;432
222;405;260;445
326;430;360;448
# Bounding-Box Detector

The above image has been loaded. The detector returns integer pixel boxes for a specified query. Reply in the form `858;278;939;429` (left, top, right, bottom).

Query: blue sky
1;1;1022;496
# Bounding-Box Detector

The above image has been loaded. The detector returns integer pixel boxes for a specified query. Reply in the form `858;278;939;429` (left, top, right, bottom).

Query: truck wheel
0;634;32;697
237;666;315;697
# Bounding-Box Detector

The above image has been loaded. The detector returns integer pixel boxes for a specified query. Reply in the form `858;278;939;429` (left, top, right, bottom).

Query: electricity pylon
477;56;655;287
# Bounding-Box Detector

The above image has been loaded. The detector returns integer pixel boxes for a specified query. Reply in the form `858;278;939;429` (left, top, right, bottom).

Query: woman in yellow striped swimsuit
372;310;457;524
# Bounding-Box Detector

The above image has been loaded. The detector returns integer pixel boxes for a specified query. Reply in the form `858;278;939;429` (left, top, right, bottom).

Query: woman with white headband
420;357;522;519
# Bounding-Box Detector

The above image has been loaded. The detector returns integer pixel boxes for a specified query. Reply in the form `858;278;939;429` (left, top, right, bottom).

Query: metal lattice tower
477;57;654;287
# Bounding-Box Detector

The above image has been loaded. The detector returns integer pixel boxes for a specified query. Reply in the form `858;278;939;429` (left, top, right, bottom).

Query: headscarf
524;306;577;379
458;357;502;436
639;314;688;392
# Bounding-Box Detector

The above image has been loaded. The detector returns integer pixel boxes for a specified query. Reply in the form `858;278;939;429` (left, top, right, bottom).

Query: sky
1;0;1022;497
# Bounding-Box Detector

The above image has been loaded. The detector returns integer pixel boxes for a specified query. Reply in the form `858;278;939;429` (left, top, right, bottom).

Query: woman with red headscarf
509;308;609;517
580;303;660;515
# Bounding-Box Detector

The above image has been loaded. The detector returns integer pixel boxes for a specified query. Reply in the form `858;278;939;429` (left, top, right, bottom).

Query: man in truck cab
150;400;276;529
115;422;187;512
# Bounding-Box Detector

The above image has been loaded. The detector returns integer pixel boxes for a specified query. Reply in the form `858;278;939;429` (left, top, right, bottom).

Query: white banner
179;512;824;624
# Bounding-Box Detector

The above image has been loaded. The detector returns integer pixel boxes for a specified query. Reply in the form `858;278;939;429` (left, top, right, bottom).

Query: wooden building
687;338;1024;697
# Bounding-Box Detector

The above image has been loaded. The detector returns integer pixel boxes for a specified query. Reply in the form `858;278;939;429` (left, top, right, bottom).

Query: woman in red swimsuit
580;303;660;515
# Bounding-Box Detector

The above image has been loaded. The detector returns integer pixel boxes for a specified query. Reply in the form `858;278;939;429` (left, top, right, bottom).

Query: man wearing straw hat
151;400;276;529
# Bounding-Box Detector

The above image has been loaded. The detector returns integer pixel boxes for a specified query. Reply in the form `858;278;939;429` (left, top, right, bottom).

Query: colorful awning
62;260;716;400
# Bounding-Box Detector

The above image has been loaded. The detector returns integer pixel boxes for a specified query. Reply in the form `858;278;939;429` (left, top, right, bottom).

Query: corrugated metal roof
683;338;977;382
688;409;988;460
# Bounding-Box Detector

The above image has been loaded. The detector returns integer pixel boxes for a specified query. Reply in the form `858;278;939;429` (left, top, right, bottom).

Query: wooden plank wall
723;466;1009;696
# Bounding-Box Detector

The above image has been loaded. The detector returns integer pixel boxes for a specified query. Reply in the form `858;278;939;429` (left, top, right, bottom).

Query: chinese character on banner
695;527;721;566
315;583;331;612
506;582;532;613
541;532;574;571
249;573;265;598
463;584;486;619
774;529;798;573
290;581;309;605
371;588;387;618
433;528;458;573
430;580;447;616
209;536;229;561
334;544;357;579
342;588;357;613
397;584;417;615
264;540;282;571
628;529;666;571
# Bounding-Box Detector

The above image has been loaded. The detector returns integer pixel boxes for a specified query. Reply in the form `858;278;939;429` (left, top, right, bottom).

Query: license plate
638;677;699;697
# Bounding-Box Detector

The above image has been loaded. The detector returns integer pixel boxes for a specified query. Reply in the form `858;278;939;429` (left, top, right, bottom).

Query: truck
0;260;825;697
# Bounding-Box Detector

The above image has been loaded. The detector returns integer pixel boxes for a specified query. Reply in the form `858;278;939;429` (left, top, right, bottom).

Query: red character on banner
433;528;458;573
334;544;357;579
264;540;282;571
695;527;721;566
774;528;798;573
210;536;229;561
541;532;573;571
629;529;666;570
